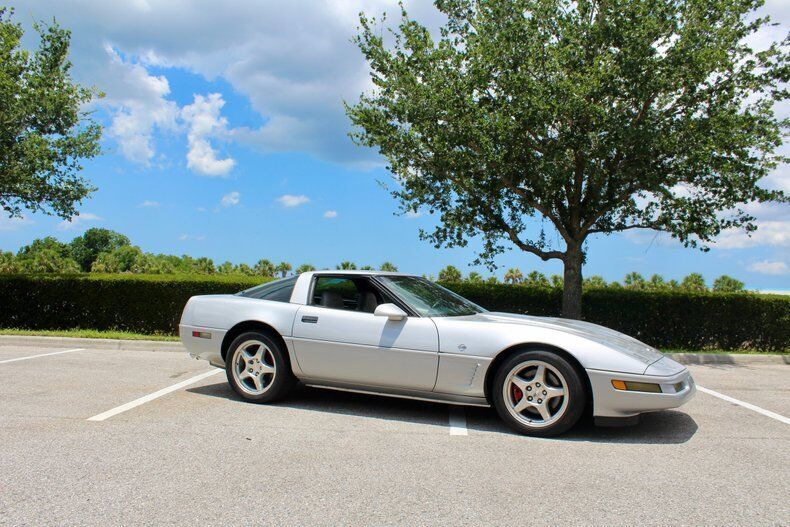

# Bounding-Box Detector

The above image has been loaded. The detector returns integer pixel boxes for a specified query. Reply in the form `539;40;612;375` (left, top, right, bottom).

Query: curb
0;335;184;353
0;335;786;364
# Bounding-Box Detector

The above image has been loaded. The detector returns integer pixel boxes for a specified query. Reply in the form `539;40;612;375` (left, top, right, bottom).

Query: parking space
0;343;788;526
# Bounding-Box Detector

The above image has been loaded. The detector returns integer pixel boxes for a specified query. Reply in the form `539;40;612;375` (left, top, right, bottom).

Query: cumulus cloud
181;94;236;176
323;210;338;219
57;213;103;231
277;194;310;207
103;45;179;164
747;260;789;275
221;191;241;207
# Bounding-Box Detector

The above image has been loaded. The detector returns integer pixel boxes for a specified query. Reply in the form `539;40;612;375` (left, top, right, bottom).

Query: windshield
377;276;486;317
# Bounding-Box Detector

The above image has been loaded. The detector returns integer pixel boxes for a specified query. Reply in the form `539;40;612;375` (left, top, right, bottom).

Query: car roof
307;270;418;277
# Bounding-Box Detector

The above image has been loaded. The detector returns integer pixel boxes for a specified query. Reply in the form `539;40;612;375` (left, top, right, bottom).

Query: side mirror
373;303;407;321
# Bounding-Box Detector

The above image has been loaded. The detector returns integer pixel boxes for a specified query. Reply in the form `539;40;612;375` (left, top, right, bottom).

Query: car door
291;275;439;391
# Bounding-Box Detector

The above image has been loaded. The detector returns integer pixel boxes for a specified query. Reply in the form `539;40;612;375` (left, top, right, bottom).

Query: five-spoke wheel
232;339;277;395
225;331;295;402
492;350;586;436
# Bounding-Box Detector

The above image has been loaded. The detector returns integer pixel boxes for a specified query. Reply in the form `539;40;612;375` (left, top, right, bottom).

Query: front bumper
586;365;696;418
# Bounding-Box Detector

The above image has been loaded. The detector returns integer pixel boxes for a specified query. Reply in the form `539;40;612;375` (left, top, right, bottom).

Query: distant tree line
0;228;398;277
435;265;745;293
0;228;746;293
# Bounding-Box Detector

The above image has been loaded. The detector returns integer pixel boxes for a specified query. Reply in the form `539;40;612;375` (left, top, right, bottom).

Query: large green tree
1;8;101;220
69;228;130;271
348;0;788;318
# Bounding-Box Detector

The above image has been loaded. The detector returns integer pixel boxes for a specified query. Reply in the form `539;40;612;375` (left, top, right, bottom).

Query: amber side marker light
192;331;211;339
611;380;662;393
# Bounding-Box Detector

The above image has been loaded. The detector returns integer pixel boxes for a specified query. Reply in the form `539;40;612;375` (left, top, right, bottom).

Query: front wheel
492;350;586;437
225;331;295;403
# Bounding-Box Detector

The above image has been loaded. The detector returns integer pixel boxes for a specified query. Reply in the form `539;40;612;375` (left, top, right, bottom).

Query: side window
239;276;297;302
311;277;361;310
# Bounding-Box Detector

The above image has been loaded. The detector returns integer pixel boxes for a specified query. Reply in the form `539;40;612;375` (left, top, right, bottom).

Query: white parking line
698;385;790;425
0;348;85;364
449;406;468;436
87;369;223;422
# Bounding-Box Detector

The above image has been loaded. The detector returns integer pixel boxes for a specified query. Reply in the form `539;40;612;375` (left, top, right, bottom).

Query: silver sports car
179;270;695;436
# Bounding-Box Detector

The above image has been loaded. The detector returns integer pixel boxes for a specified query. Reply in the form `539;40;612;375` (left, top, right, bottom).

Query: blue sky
2;0;789;291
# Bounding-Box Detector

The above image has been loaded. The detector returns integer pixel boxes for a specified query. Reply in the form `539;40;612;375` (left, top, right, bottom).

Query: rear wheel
225;331;295;402
492;350;586;437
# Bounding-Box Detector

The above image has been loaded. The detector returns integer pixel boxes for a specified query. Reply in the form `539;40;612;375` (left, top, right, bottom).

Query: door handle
301;315;318;324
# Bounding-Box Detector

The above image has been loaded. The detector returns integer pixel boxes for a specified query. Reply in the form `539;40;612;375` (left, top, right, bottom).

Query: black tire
225;331;296;403
491;350;586;437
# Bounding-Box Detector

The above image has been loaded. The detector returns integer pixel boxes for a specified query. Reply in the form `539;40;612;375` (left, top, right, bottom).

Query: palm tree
438;265;462;282
379;262;398;272
466;271;483;283
504;268;523;284
275;261;292;277
336;261;357;270
254;259;276;277
295;263;316;274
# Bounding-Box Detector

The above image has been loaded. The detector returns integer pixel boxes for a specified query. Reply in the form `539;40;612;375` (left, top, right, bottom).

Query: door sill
302;382;490;408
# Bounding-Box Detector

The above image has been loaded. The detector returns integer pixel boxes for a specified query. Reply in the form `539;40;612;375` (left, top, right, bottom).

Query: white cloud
277;194;310;207
181;93;236;176
747;260;789;275
712;202;790;249
0;215;34;231
103;45;179;164
404;210;423;219
138;200;160;207
57;213;103;231
323;210;338;219
221;191;241;207
179;234;205;241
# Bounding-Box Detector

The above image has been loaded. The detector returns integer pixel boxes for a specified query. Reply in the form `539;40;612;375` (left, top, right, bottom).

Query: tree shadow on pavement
188;381;698;445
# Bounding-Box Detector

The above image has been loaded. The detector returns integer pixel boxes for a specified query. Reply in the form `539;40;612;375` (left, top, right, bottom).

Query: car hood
472;312;665;366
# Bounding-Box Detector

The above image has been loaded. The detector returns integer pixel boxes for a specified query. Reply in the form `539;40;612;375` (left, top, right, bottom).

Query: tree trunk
561;246;583;319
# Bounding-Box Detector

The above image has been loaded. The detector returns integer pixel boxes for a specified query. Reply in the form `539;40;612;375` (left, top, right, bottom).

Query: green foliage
504;268;523;284
217;261;235;274
295;263;316;274
0;8;102;220
583;275;608;289
360;265;376;270
681;273;707;292
69;228;130;271
624;272;647;290
254;259;275;277
438;265;462;282
336;261;357;270
379;262;398;272
713;275;745;293
348;0;789;318
525;271;550;288
275;261;292;277
466;271;484;283
0;274;265;334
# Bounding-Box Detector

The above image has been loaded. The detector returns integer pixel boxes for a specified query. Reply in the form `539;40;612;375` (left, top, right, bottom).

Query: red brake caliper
512;385;523;402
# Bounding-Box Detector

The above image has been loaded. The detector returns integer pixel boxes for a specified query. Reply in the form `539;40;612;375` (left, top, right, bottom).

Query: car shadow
187;382;698;445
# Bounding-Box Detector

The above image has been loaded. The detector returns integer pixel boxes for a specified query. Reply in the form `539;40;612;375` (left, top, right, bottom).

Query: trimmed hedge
0;274;786;351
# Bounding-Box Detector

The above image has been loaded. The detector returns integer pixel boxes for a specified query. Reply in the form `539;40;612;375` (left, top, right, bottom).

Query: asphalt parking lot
0;343;788;526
